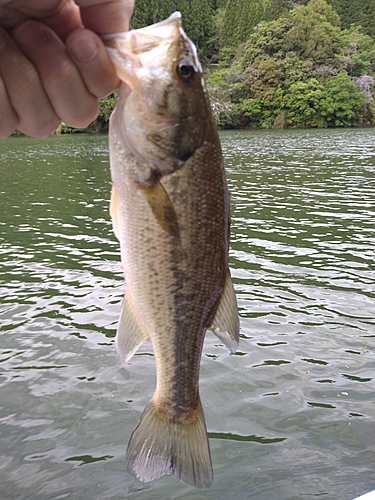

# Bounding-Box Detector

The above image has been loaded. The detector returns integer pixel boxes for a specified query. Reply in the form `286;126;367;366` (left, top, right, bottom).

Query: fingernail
69;33;100;62
13;21;48;48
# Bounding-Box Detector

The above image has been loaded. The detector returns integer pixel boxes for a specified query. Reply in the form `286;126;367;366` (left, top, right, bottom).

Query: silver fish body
105;12;239;489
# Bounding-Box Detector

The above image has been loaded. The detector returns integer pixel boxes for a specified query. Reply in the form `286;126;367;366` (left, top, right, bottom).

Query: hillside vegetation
208;0;375;128
65;0;375;132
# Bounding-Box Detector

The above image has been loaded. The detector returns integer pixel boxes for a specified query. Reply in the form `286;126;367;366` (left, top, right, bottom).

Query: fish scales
111;127;227;412
105;12;239;489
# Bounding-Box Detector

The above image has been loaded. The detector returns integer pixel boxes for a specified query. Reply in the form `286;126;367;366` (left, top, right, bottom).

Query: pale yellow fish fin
126;396;213;489
209;270;239;353
110;184;121;241
141;180;180;238
116;292;149;363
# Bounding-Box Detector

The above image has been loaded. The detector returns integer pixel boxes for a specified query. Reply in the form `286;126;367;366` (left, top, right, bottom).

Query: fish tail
126;397;213;488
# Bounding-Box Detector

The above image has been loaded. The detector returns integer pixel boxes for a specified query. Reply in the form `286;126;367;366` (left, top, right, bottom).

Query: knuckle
8;63;42;100
43;57;76;88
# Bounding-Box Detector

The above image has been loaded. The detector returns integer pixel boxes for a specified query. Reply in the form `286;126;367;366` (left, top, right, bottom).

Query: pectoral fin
116;292;149;362
209;271;239;353
141;181;179;238
110;184;121;241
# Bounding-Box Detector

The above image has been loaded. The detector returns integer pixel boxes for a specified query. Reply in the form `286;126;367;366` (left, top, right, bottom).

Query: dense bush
206;0;375;128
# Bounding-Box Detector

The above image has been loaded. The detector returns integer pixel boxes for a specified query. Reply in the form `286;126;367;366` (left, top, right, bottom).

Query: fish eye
176;59;196;83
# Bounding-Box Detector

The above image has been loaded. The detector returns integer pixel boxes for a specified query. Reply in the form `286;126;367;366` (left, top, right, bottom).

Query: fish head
104;12;210;177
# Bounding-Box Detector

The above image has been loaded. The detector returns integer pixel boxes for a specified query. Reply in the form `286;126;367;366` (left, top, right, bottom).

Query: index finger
75;0;134;33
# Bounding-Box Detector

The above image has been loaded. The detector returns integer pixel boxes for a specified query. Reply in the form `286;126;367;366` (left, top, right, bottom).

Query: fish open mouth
102;12;189;90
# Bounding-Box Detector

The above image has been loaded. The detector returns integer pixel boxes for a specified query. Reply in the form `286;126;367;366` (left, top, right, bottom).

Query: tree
284;79;325;127
339;25;375;75
220;0;291;57
238;17;293;67
306;0;341;26
177;0;215;56
285;0;342;65
319;70;368;126
131;0;173;28
131;0;216;57
244;58;284;101
328;0;375;39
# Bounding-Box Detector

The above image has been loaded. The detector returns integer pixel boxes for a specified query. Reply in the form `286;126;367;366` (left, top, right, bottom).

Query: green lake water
0;129;374;499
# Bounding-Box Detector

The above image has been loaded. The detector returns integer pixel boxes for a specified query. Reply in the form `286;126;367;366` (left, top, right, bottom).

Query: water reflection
0;130;374;499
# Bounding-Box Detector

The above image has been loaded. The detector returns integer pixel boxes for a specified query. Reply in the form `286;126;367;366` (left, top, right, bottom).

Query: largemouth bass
104;12;239;489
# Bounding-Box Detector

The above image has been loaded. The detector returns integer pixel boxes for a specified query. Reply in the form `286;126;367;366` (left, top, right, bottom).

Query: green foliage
285;78;325;127
327;0;375;39
93;90;120;132
319;70;368;126
132;0;216;57
206;66;248;103
241;95;282;128
306;0;341;26
339;25;375;75
210;7;226;61
243;58;284;103
214;0;228;7
207;0;374;129
220;0;291;55
238;18;293;67
131;0;173;28
175;0;213;56
284;0;342;64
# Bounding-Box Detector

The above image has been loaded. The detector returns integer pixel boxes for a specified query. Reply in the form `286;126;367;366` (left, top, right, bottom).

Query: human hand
0;0;134;138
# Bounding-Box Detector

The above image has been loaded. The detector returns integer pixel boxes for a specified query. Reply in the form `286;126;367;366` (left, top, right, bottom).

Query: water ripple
0;131;374;499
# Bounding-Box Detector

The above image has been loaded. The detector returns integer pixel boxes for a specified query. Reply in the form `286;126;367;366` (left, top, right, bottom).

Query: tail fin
126;397;213;488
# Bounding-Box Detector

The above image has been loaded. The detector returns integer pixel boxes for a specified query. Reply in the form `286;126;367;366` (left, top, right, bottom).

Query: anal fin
116;292;148;363
110;184;121;241
209;271;239;353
